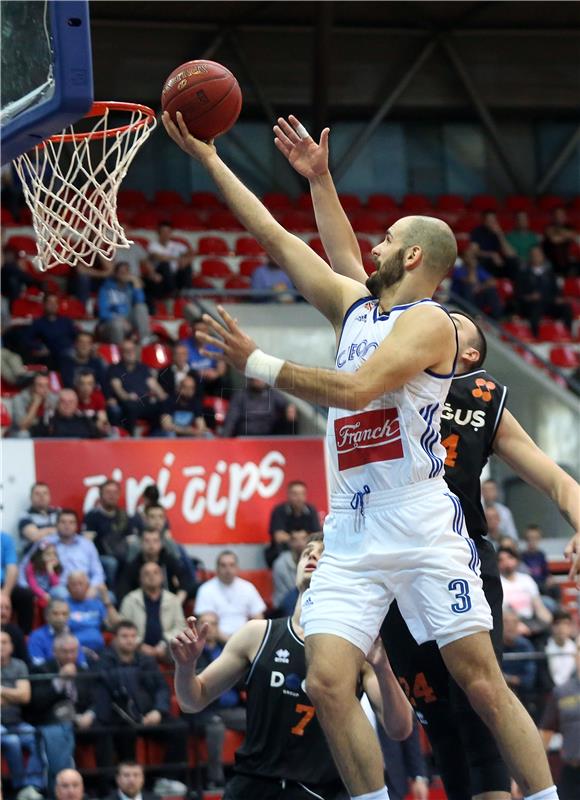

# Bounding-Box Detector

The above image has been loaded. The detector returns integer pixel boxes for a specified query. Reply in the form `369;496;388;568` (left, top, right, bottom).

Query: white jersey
326;296;456;499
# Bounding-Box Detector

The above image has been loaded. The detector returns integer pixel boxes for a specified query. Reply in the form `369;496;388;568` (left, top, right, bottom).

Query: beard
365;247;405;297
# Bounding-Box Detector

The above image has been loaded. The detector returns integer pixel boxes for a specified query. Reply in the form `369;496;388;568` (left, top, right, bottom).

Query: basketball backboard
1;0;93;164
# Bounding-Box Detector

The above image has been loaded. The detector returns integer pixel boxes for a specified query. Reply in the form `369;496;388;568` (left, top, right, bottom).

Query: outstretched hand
170;616;209;666
162;111;217;164
564;532;580;585
273;115;330;180
196;305;258;374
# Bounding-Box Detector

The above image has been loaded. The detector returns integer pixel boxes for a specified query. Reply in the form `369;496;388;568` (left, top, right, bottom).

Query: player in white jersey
163;110;561;800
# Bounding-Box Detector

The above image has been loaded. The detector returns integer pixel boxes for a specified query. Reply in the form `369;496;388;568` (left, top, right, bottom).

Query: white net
12;103;157;272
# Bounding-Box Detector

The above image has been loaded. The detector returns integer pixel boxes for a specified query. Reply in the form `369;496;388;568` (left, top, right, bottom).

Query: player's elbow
384;708;413;741
347;378;378;411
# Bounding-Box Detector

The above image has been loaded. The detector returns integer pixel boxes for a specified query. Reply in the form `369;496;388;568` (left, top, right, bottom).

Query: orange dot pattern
471;378;496;402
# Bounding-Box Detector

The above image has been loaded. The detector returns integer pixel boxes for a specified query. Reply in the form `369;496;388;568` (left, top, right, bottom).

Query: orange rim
45;101;156;143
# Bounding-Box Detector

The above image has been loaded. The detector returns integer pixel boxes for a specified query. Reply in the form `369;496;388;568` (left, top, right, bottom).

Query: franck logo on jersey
274;648;290;664
334;408;403;470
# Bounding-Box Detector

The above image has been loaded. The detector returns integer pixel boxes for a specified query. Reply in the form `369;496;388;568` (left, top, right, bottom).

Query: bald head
396;215;458;279
55;769;84;800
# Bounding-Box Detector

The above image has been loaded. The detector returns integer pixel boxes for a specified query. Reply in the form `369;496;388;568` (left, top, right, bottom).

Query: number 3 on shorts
448;578;472;614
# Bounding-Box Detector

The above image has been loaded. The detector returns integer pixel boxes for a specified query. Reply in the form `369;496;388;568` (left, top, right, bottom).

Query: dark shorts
224;773;347;800
380;536;510;799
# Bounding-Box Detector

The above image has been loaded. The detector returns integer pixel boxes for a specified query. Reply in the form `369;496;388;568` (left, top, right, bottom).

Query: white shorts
301;477;492;655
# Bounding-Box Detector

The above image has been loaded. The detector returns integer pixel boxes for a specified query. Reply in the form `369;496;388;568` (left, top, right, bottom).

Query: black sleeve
269;504;285;536
166;553;195;597
145;658;170;714
116;557;141;601
308;505;321;532
29;666;67;716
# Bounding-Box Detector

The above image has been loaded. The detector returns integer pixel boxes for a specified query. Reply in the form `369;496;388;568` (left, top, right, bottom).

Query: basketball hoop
12;101;157;272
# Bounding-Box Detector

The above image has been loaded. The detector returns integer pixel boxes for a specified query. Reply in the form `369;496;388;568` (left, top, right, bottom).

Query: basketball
161;59;242;140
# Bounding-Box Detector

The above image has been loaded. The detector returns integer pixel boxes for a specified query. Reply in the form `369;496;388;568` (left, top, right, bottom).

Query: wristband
245;349;285;386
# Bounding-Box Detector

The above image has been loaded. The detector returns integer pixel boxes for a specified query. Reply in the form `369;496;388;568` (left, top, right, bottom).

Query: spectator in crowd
451;243;503;319
520;525;560;609
30;294;76;369
83;479;136;588
516;245;574;338
42;509;106;596
222;378;297;438
0;591;30;664
30;633;95;794
484;505;505;549
183;611;246;789
46;389;102;438
0;630;45;800
502;607;537;700
266;480;321;566
250;260;295;302
1;530;35;634
105;339;167;434
55;769;85;800
498;546;553;636
74;369;110;433
545;610;577;688
179;318;227;397
132;484;162;534
145;221;194;299
157;343;198;397
542;206;578;277
59;331;106;390
272;529;309;609
379;720;429;800
28;599;86;667
67;571;120;654
94;620;189;788
10;372;58;438
106;762;155;800
97;261;152;344
120;562;186;661
481;478;518;539
506;211;540;264
135;504;181;560
118;528;194;604
1;245;41;307
66;253;113;306
1;336;29;386
195;551;266;641
18;481;60;554
23;541;63;609
159;373;208;438
470;210;518;277
540;637;580;799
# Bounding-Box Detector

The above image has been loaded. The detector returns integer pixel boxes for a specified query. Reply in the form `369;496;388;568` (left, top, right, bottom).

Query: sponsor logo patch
274;648;290;664
334;408;403;470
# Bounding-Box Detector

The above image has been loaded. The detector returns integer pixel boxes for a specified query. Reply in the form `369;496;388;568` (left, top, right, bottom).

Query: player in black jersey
270;123;580;800
170;536;413;800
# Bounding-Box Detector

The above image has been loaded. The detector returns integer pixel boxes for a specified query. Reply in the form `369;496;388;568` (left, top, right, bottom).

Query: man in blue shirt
59;331;106;390
30;294;76;369
1;531;35;635
67;571;119;654
28;599;87;666
39;509;106;596
180;321;226;397
452;243;503;319
250;260;295;302
97;262;151;345
469;210;518;278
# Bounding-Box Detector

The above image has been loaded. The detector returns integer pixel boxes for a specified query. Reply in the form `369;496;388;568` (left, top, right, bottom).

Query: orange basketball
161;60;242;140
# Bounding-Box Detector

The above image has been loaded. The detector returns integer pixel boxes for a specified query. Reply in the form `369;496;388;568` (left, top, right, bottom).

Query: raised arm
199;304;456;411
363;640;413;741
163;112;363;327
170;616;265;713
274;115;368;284
492;409;580;581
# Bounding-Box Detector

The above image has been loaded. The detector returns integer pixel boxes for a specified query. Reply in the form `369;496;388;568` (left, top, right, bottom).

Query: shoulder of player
337;277;372;319
392;302;455;338
227;618;270;660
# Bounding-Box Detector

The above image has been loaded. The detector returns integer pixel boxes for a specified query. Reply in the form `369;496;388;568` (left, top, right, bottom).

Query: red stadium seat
1;401;12;429
235;237;265;257
469;194;499;212
309;237;327;258
224;275;251;292
505;195;534;213
191;275;217;290
178;322;192;340
0;207;15;225
496;211;515;232
97;343;121;364
495;278;515;304
538;194;564;212
58;297;87;319
550;346;579;369
436;195;466;213
206;209;243;230
563;277;580;299
279;211;316;232
239;569;273;608
7;235;37;255
456;236;471;255
351;211;384;234
454;212;481;235
191;191;223;210
338;193;362;212
239;257;265;277
528;211;550;234
171;208;205;230
501;320;535;343
367;194;398;213
356;236;373;255
197;236;230;256
12;298;43;318
154;190;185;207
537;319;572;343
131;207;161;228
263;192;294;211
296;193;313;211
402;194;431;213
141;343;171;369
118;189;148;209
199;258;233;278
150;322;174;343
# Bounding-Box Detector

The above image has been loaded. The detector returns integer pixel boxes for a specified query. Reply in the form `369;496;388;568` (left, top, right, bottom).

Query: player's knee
305;663;347;709
463;674;504;724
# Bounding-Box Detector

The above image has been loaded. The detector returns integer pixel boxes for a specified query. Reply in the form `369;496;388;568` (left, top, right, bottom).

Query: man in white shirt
194;551;266;642
498;546;552;636
482;479;519;540
545;610;577;687
146;221;193;299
